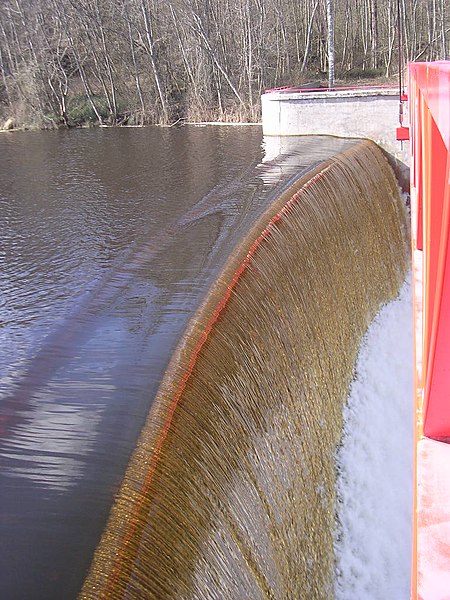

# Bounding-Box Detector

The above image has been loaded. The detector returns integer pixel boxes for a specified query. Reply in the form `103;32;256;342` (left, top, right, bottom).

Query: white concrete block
261;89;410;169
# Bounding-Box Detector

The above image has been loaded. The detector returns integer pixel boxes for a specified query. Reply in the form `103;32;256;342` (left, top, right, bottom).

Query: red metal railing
264;84;399;94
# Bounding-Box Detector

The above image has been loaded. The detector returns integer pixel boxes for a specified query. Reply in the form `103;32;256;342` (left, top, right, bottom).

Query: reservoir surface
0;127;351;599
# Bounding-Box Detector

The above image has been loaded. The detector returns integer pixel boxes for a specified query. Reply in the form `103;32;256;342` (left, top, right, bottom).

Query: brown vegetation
0;0;448;128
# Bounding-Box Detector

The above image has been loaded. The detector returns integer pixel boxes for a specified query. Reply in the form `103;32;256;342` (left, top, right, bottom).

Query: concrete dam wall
261;87;410;190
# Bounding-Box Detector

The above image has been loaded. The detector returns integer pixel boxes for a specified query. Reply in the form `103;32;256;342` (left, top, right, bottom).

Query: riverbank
0;120;263;133
0;73;400;134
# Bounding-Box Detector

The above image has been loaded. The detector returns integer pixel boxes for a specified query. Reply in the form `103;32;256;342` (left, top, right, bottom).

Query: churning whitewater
335;274;413;600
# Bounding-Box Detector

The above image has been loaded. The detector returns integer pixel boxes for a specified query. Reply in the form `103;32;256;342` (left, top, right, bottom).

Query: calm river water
0;127;350;599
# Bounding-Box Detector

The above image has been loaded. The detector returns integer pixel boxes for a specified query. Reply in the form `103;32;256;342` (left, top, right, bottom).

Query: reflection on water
0;127;351;599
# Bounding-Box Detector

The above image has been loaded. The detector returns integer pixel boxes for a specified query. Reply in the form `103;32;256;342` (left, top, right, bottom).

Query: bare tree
326;0;335;87
0;0;448;127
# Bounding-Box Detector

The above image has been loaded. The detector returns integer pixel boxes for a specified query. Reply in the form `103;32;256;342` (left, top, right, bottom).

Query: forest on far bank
0;0;448;129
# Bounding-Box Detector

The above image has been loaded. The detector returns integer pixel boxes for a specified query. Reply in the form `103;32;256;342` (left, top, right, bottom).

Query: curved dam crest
80;140;409;599
0;128;364;599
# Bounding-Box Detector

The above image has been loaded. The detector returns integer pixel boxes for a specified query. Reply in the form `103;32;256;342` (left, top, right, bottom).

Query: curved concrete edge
261;89;410;190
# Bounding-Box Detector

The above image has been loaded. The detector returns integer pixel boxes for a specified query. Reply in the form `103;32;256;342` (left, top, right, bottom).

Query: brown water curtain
80;140;409;599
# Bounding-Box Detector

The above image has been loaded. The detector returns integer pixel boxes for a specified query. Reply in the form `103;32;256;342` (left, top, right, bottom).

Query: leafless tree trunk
93;0;118;122
0;0;448;127
0;45;11;105
370;0;378;69
140;0;169;123
440;0;447;58
326;0;335;87
190;8;245;106
301;0;320;73
123;2;146;122
385;1;396;77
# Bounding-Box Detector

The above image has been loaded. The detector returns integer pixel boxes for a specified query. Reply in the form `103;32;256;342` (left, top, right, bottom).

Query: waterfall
80;140;409;599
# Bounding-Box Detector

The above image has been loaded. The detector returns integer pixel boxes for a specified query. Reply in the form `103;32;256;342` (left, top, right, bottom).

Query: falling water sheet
79;140;410;599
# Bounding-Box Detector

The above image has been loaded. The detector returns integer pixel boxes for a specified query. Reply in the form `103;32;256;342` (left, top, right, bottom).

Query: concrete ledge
267;87;399;101
261;87;410;176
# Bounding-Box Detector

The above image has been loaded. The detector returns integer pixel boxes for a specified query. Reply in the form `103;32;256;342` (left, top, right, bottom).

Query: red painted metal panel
423;115;446;381
410;62;450;151
423;146;450;439
410;61;450;438
410;60;450;599
396;126;410;140
410;76;423;251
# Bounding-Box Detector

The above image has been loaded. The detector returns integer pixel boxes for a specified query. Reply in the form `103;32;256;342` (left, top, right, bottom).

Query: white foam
335;273;414;600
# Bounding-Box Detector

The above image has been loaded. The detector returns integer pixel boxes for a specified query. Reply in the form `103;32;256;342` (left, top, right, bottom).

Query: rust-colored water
81;140;409;599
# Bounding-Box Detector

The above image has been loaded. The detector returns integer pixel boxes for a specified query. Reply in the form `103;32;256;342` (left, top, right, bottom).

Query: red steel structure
409;61;450;599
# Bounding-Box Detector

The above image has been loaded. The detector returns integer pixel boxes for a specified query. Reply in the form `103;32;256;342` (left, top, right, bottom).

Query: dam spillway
81;139;408;598
0;129;410;599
